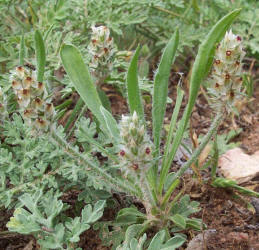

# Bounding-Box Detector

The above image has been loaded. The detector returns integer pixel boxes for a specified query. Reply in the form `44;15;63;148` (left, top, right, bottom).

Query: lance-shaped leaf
100;106;120;140
126;45;144;121
60;44;116;135
34;30;46;82
159;9;242;194
19;32;25;66
152;29;179;152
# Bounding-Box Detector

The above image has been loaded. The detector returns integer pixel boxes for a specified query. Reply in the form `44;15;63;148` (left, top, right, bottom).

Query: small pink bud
119;150;125;156
132;164;139;170
237;36;242;41
226;50;232;56
229;90;235;99
38;82;44;89
145;147;151;154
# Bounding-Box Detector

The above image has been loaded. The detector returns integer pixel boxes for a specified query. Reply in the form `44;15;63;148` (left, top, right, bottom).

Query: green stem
67;105;87;139
55;99;73;110
51;126;141;197
161;179;180;209
152;5;181;18
162;87;184;171
19;32;25;66
75;131;119;163
140;173;156;212
211;135;219;180
64;97;85;132
168;111;223;186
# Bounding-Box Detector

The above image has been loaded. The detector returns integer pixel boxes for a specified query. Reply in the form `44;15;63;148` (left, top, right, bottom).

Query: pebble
186;229;217;250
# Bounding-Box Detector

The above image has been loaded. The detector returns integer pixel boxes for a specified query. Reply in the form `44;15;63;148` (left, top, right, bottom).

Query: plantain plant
1;9;252;250
58;9;242;248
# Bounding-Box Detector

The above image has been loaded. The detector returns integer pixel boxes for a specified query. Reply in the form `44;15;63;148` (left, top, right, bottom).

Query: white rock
218;148;259;184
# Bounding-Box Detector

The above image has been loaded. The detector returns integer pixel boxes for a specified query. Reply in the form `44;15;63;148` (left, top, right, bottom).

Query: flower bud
207;30;246;112
119;150;126;157
118;112;154;176
12;80;23;90
35;117;48;130
145;147;151;155
88;25;116;79
132;111;138;124
10;65;55;133
15;66;25;79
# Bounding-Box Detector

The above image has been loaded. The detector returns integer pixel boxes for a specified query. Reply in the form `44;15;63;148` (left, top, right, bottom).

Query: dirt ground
0;64;258;249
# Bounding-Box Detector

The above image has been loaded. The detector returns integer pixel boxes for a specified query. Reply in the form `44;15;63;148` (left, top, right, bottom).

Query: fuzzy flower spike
88;25;116;80
10;66;55;133
208;30;246;113
118;111;154;178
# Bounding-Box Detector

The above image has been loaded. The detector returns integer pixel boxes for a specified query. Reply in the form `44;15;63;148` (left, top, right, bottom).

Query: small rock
226;232;249;243
250;242;259;250
186;229;217;250
251;198;259;217
218;148;259;184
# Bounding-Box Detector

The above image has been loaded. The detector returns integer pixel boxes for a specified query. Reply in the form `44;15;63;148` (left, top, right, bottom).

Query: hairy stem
140;173;155;215
167;111;223;187
50;126;142;197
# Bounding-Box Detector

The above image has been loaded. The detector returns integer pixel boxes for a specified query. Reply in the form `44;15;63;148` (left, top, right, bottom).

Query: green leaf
124;224;143;245
64;97;85;132
148;230;186;250
117;207;146;218
148;230;166;250
19;32;25;66
34;30;46;82
98;88;111;112
126;45;144;120
60;45;108;134
159;9;241;194
162;86;184;171
170;214;186;229
100;106;120;140
82;200;106;224
152;29;179;152
186;218;203;230
115;207;146;226
162;235;186;249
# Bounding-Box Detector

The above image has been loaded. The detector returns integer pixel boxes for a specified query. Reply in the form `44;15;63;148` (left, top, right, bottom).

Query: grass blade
152;29;179;152
162;86;184;165
126;45;144;120
34;30;46;82
19;32;25;66
158;9;241;194
64;97;85;132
